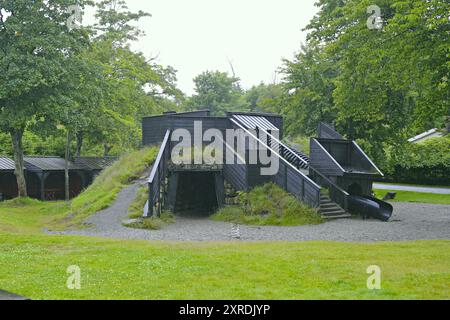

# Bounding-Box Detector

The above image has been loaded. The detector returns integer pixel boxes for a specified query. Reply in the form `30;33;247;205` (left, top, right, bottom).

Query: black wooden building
141;111;388;220
0;156;115;201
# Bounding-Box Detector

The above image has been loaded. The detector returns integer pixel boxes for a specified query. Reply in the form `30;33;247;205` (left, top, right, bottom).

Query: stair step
322;213;352;220
320;203;337;208
320;207;344;214
321;208;346;214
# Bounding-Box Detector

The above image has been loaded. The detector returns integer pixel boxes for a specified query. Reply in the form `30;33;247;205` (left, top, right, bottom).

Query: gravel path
51;186;450;242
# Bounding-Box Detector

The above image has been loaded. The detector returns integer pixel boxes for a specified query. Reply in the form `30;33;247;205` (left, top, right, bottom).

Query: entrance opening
174;172;218;217
348;183;363;195
0;173;18;200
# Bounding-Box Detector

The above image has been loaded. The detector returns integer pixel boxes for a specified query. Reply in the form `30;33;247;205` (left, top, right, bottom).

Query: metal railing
146;130;171;218
309;168;349;211
230;118;321;208
240;123;349;211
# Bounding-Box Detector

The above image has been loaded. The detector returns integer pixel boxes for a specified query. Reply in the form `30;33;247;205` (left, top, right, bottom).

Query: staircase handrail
230;118;321;190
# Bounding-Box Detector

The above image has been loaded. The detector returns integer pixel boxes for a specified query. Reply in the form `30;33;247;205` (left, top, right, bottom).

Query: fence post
148;182;154;217
157;164;162;217
284;164;288;190
302;179;305;202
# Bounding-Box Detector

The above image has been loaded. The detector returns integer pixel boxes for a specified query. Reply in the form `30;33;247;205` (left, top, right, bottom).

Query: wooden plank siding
310;139;345;177
318;122;343;140
272;162;320;208
223;163;248;191
142;112;325;213
143;114;231;147
142;116;169;146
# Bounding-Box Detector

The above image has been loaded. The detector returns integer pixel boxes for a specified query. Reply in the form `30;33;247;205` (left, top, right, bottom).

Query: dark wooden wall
349;142;379;174
142;111;287;195
310;139;345;177
142;114;230;147
310;138;380;176
318;122;343;140
272;161;321;208
0;172;18;200
223;163;248;191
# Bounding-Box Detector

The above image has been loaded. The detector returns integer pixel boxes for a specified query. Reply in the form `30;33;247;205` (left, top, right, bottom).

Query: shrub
213;183;323;226
128;187;149;219
124;212;175;230
387;136;450;185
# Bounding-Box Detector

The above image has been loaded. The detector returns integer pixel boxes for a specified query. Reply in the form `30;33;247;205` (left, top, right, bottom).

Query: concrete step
320;206;345;214
318;195;351;220
321;208;346;215
320;203;337;209
322;213;352;220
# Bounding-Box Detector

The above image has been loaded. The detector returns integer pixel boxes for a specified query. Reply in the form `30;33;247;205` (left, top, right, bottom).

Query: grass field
0;196;449;300
0;151;449;300
374;190;450;205
0;233;448;300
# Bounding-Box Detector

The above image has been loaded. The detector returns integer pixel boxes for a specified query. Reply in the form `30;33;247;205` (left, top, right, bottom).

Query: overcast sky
88;0;319;95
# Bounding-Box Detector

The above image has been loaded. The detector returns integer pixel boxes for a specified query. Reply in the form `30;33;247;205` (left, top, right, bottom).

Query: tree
0;0;91;197
244;83;284;114
77;0;181;156
187;71;245;115
282;43;337;136
281;0;449;163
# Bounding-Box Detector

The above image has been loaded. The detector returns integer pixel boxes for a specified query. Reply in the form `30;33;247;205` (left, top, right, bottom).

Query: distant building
0;156;116;201
407;129;445;144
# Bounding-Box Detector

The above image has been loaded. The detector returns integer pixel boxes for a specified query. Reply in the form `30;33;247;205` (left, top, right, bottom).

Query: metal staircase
231;117;352;220
281;145;310;170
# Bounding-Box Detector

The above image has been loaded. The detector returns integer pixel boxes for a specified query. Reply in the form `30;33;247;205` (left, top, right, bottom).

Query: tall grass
54;147;158;229
213;183;323;226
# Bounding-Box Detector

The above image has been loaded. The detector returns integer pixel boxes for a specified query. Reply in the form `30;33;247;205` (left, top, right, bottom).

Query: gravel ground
51;185;450;242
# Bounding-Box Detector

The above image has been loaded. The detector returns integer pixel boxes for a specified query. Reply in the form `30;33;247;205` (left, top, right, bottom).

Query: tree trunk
75;131;83;157
10;128;27;197
104;144;112;157
65;131;71;202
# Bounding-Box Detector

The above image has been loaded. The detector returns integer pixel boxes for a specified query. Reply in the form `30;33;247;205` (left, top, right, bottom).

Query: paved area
0;290;29;301
374;183;450;195
51;184;450;242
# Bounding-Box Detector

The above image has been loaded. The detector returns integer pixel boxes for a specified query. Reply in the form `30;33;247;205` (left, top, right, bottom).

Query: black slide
348;195;394;222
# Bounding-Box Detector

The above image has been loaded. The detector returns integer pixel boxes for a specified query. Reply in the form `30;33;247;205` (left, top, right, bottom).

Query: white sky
87;0;319;95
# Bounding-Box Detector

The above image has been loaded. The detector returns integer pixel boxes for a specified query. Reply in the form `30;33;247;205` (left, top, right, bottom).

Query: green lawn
0;233;448;300
1;171;449;300
374;190;450;205
0;198;68;234
0;198;449;300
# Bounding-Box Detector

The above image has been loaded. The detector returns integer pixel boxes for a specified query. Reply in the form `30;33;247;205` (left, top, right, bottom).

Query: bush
128;187;149;219
0;197;42;208
387;136;450;185
212;183;323;226
124;212;175;230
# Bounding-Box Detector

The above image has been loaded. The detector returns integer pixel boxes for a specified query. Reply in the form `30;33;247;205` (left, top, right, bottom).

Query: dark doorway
0;173;18;200
174;172;218;217
44;172;65;200
348;183;363;195
69;172;84;199
27;172;42;199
